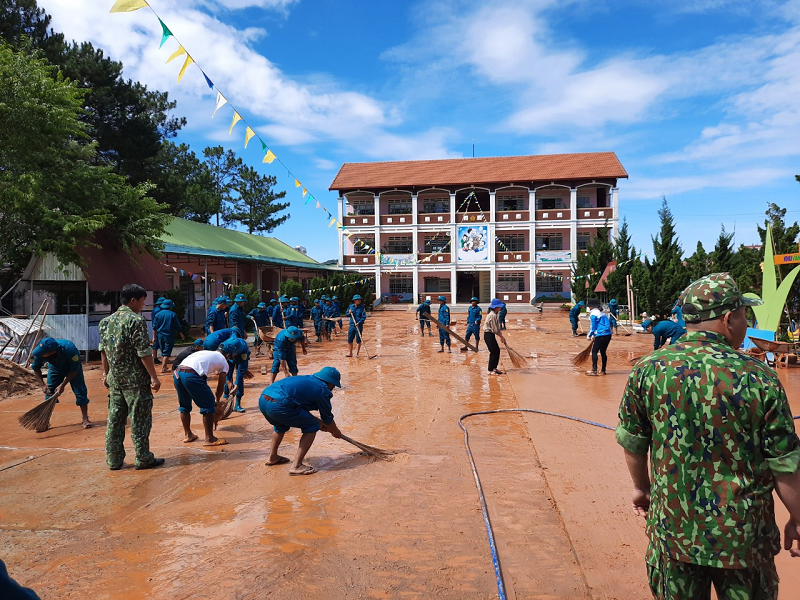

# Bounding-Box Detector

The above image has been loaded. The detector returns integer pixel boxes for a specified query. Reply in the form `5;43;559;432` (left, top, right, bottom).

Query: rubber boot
234;399;245;413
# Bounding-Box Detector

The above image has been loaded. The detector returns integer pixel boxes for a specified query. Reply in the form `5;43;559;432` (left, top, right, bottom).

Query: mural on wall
457;225;489;263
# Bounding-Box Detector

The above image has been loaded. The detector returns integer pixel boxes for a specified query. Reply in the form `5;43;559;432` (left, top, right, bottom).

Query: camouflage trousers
105;386;155;469
647;554;779;600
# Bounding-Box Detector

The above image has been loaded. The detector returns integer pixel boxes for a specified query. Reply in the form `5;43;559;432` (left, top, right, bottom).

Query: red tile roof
330;152;627;191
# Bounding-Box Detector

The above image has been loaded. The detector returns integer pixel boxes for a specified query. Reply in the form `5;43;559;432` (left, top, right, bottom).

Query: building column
611;187;620;238
449;192;457;262
412;266;419;304
569;187;578;272
488;190;496;265
450;265;457;304
530;265;537;301
375;265;381;302
488;190;496;222
338;195;345;266
490;265;496;300
411;193;418;226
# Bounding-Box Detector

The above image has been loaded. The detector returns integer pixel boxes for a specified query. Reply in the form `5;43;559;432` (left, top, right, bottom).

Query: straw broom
503;342;529;368
572;339;595;367
340;433;396;461
19;393;59;432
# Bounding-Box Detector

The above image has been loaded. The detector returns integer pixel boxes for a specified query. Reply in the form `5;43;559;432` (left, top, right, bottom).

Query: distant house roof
594;261;617;294
162;218;338;270
330;152;628;191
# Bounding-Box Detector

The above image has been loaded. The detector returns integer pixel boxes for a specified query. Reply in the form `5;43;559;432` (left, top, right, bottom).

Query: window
577;234;591;250
353;237;375;255
497;272;525;292
421;197;449;213
536;274;563;293
424;277;451;292
384;236;412;254
497;232;526;251
577;196;590;209
498;193;526;211
536;232;563;250
536;197;565;210
389;274;412;294
423;235;450;253
387;199;412;214
348;199;375;215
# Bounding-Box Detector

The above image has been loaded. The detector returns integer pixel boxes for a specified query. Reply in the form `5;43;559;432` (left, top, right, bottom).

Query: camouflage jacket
616;330;800;569
99;305;152;390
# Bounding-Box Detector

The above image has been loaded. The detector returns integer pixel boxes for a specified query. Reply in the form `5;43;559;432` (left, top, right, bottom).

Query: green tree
0;44;167;288
279;279;305;301
148;141;216;222
0;0;64;63
711;224;735;272
224;166;289;234
570;224;614;302
755;203;800;326
685;241;712;281
604;218;638;303
203;146;242;226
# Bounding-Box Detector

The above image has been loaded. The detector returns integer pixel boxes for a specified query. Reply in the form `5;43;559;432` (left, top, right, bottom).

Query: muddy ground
1;309;799;599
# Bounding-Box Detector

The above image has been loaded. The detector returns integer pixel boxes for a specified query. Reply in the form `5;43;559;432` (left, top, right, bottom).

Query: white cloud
621;167;789;200
201;0;297;10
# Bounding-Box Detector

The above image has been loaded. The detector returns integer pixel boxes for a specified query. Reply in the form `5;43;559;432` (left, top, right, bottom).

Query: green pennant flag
159;18;173;48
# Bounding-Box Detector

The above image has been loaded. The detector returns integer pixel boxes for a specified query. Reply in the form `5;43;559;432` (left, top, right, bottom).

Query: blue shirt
467;305;483;326
297;303;306;321
416;303;431;319
247;308;271;328
205;307;227;333
262;375;334;424
30;339;82;373
332;300;341;316
228;304;246;336
609;301;619;316
153;309;181;336
323;303;337;318
347;303;366;327
204;328;238;350
498;306;507;319
569;305;583;320
273;329;300;353
286;304;300;327
652;320;683;348
438;304;451;326
310;305;324;322
271;305;286;328
671;305;686;328
588;309;612;337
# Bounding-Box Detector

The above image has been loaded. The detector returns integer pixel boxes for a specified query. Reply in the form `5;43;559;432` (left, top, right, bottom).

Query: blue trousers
156;334;174;356
173;371;215;414
313;321;322;337
348;324;363;344
419;319;431;334
439;327;451;346
570;317;579;334
225;362;247;399
259;393;320;434
465;324;481;343
272;346;298;374
47;367;89;406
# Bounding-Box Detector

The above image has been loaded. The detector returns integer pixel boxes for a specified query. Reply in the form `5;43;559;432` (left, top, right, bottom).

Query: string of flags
571;255;642;281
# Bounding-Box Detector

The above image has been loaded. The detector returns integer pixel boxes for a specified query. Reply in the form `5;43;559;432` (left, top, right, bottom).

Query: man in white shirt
173;350;230;446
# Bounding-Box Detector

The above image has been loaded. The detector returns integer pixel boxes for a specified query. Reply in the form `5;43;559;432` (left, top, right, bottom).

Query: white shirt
180;350;229;377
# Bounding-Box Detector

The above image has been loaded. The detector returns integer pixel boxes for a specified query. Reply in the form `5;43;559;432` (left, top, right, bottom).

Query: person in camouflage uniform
616;272;800;599
99;284;164;471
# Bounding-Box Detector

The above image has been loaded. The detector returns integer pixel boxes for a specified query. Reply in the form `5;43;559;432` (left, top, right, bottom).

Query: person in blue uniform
296;297;306;329
228;293;247;340
203;327;239;351
150;296;167;365
248;302;271;356
569;301;584;336
287;297;301;328
219;337;250;413
642;318;685;350
259;366;343;475
205;297;228;334
270;326;307;383
153;299;185;372
462;297;482;351
268;298;278;325
30;337;91;429
323;296;337;340
310;299;324;342
332;296;343;331
498;303;508;330
671;302;686;328
346;295;367;357
416;299;432;337
586;298;612;376
273;296;289;329
608;298;619;334
437;296;451;353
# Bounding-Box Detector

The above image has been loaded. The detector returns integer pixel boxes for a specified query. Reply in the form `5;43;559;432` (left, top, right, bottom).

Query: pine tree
604;218;638;303
203;146;242;227
642;197;690;316
711;224;735;272
570;225;614;302
224;166;289;234
685;241;711;281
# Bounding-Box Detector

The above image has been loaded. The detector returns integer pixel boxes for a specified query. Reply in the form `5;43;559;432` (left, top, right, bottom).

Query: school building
329;152;628;305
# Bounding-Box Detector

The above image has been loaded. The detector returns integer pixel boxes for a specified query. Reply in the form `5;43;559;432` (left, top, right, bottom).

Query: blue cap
219;338;248;355
642;319;652;330
313;366;342;388
609;298;618;304
285;326;304;341
222;296;232;303
257;302;267;308
161;299;175;309
577;301;584;306
156;297;167;305
216;297;228;305
193;338;204;347
314;298;320;304
270;299;277;304
279;296;289;303
438;296;446;302
352;294;362;300
234;293;246;302
470;297;479;302
33;337;59;356
489;299;505;309
424;299;431;305
290;296;299;302
332;296;338;300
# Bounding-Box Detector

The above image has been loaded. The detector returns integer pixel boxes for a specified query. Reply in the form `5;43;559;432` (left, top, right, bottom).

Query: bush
279;279;304;302
230;283;260;313
161;288;190;336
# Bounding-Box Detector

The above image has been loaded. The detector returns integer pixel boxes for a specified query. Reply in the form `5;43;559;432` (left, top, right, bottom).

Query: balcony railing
496;291;531;303
418;212;450;224
456;212;488;224
417;252;451;263
577;207;611;220
535;209;570;221
380;214;413;225
496;210;530;222
344;215;375;226
496;251;531;262
343;254;375;265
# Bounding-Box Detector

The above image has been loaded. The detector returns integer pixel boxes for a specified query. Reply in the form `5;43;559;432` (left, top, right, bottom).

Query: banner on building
456;225;489;263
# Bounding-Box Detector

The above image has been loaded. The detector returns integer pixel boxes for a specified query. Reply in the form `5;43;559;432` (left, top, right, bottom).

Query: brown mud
1;310;799;599
0;358;41;398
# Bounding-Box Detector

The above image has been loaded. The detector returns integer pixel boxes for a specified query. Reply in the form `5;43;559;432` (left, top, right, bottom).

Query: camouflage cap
678;272;762;323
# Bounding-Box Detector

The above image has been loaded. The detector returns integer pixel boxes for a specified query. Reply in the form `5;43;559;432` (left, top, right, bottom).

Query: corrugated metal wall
30;255;85;282
43;315;89;350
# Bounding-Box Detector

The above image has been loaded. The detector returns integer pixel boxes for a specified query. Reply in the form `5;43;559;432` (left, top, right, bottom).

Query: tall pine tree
224;166;289;234
641;197;690;316
711;224;735;272
685;241;712;281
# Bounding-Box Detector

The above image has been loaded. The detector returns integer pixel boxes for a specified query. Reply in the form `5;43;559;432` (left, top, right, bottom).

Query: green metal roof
162;218;331;269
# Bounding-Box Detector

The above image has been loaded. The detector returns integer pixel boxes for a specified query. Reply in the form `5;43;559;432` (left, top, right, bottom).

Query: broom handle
349;310;370;353
24;299;50;368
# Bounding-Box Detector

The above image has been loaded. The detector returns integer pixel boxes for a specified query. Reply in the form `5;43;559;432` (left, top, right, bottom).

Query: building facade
330;152;627;305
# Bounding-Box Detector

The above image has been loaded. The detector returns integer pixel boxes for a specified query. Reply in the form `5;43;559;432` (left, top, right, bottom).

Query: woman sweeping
585;298;612;376
483;299;506;375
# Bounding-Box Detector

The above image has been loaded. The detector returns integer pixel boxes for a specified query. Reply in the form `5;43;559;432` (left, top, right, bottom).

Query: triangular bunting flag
315;201;321;209
295;179;301;188
302;188;307;198
229;111;242;134
177;55;194;83
329;217;336;228
110;0;147;12
244;126;256;148
202;72;214;89
212;92;227;118
166;46;186;64
263;149;276;164
261;141;267;153
158;18;172;48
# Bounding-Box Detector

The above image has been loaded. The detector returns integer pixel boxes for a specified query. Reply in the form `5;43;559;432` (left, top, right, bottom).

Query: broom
19;393;59;432
572;339;595;367
340;433;396;461
503;342;529;368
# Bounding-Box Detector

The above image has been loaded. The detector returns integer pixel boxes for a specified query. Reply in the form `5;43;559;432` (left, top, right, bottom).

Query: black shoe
109;464;123;471
153;357;161;365
135;457;165;470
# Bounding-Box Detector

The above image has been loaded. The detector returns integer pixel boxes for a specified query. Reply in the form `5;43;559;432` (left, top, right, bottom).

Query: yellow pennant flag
229;111;242;134
302;188;307;198
166;46;186;64
110;0;148;12
244;126;256;148
262;149;276;164
177;55;194;83
328;217;337;228
295;179;301;188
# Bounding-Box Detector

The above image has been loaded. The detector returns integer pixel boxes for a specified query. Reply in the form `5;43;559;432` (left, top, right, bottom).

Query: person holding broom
569;300;584;337
248;301;271;356
259;366;343;475
462;296;482;351
152;299;185;373
219;337;250;413
270;326;307;383
585;297;612;376
416;298;432;337
332;295;343;332
609;298;619;334
30;337;92;429
483;299;506;375
436;295;452;353
346;294;367;358
173;348;230;446
323;296;337;340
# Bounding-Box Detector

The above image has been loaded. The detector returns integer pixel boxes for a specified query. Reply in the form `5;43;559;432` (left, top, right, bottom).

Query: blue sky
43;0;800;261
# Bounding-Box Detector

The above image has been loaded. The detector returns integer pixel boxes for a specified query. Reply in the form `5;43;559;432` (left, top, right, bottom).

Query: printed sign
456;225;489;263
